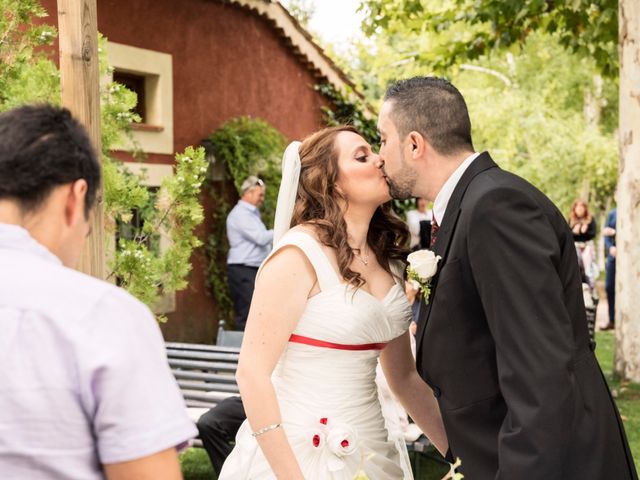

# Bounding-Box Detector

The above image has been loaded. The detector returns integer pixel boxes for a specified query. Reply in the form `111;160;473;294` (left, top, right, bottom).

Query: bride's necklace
352;244;370;267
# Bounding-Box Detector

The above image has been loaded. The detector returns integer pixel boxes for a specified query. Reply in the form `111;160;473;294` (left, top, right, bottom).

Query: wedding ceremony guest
568;198;598;289
0;104;196;480
196;396;246;474
405;197;432;250
569;198;596;242
226;175;273;330
603;207;617;330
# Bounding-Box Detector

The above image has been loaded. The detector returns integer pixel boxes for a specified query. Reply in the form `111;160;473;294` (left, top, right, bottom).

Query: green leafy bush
107;147;207;318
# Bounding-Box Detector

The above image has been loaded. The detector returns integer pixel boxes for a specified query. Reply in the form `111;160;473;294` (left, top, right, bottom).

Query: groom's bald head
384;76;474;156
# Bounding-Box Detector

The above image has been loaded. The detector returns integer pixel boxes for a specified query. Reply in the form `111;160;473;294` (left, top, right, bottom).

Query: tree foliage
108;147;207;315
359;0;618;76
282;0;315;28
349;1;619;218
456;34;618;215
0;0;58;110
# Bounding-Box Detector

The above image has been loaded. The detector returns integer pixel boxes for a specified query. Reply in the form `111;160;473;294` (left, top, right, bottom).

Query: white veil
272;141;302;244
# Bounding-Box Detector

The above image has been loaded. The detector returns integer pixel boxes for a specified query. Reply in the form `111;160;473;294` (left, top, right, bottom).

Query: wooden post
57;0;105;279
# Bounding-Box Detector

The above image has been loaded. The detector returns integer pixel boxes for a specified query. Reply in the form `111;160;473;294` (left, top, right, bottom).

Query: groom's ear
407;131;426;160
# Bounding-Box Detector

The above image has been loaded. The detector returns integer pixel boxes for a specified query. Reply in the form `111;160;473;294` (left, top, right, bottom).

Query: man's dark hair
0;104;100;216
384;76;474;156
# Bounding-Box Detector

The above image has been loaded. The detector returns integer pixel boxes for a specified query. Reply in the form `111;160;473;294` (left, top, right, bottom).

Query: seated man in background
0;105;196;480
196;396;245;474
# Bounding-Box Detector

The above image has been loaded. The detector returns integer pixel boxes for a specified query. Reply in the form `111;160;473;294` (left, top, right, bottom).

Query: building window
115;186;160;262
106;42;173;154
113;71;147;123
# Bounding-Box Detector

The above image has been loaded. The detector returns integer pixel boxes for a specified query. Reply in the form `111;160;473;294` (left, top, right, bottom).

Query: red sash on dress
289;333;387;351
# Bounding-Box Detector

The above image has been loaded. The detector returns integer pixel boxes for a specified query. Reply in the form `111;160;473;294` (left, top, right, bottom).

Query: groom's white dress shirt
0;223;196;479
432;152;481;226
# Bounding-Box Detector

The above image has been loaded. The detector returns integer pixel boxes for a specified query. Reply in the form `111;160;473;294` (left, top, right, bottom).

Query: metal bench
167;322;243;419
166;341;240;410
166;341;241;449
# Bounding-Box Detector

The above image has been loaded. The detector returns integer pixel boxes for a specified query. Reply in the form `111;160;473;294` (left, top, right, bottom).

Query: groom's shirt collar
432;151;481;226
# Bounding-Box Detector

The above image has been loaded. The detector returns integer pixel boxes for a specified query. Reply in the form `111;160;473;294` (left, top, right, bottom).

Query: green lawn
180;330;639;479
595;330;640;465
180;448;215;480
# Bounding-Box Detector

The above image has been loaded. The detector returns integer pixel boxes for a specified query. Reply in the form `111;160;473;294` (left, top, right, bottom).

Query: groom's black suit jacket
416;152;637;479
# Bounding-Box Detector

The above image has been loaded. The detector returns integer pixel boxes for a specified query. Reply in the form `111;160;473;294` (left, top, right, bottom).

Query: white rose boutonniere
406;249;441;302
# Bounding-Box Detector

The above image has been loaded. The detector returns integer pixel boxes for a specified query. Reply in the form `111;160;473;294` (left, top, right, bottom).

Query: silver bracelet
251;423;282;437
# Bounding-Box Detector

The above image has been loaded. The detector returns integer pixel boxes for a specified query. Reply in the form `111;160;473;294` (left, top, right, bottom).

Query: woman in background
568;198;598;290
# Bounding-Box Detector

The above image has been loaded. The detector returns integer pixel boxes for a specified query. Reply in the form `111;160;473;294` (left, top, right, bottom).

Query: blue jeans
605;256;616;325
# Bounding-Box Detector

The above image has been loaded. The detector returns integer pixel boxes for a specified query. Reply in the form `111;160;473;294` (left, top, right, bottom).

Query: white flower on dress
309;417;359;473
326;424;358;457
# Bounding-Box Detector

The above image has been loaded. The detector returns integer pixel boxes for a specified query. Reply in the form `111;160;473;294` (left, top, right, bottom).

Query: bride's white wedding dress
219;230;414;479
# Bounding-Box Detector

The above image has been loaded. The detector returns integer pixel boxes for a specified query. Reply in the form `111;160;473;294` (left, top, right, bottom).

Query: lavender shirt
0;224;197;479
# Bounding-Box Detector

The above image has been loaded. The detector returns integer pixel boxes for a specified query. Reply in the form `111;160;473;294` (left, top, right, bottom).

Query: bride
219;126;448;479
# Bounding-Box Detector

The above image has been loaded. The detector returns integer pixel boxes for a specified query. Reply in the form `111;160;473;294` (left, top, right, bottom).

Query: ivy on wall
206;117;286;326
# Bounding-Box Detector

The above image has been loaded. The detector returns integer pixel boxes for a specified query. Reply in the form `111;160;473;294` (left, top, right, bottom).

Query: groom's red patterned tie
430;218;440;248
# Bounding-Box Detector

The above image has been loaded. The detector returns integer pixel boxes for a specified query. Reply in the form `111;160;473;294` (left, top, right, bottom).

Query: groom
378;77;637;479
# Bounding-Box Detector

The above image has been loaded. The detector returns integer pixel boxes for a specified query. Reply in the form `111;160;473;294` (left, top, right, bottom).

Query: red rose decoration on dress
326;424;358;457
309;417;358;473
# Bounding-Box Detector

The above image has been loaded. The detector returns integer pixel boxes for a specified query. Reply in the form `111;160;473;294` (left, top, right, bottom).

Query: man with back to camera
0;104;196;480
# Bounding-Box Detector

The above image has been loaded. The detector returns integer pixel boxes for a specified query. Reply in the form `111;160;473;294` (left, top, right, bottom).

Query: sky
280;0;366;50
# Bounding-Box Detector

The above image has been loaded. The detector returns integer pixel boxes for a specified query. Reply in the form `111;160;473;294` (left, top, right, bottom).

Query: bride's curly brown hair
291;125;410;288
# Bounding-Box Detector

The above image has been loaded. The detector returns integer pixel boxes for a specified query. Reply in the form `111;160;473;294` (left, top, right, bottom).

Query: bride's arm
379;331;449;457
235;246;317;479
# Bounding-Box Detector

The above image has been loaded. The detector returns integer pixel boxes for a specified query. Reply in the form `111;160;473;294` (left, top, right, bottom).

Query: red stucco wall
40;0;332;342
